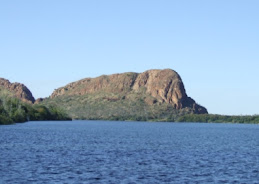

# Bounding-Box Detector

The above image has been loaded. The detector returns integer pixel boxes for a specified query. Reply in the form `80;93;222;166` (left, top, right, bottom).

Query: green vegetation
41;91;194;121
0;91;71;125
41;92;259;124
175;114;259;124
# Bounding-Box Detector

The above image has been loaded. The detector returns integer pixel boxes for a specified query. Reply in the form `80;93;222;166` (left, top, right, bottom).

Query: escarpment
49;69;207;116
0;78;35;104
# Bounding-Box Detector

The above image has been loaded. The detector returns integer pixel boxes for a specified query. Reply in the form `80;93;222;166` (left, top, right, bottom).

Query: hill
0;78;35;103
41;69;208;121
0;79;70;125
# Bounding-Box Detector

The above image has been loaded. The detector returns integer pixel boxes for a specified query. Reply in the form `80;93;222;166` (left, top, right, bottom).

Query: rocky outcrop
132;69;187;108
50;69;207;114
0;78;35;104
51;72;138;97
34;98;44;104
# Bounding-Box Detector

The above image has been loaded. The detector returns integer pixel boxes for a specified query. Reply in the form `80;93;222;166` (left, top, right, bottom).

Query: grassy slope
42;91;193;121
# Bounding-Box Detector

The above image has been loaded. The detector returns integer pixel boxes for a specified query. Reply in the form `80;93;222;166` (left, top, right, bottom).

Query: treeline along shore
0;91;71;125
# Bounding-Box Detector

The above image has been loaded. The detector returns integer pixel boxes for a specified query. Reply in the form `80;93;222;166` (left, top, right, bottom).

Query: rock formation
34;98;44;104
50;69;207;114
0;78;35;104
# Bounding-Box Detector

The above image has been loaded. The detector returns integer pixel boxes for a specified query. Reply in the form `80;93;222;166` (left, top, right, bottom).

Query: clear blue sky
0;0;258;115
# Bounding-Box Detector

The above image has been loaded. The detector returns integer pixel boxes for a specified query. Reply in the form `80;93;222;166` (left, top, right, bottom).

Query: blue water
0;121;258;184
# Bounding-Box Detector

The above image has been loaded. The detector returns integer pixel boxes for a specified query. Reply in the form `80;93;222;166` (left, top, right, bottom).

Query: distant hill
0;78;70;125
0;78;35;103
41;69;208;121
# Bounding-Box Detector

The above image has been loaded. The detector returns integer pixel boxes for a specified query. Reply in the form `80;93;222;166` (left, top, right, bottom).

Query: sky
0;0;258;115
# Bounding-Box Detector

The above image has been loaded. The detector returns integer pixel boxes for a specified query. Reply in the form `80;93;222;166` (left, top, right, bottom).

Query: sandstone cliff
0;78;35;104
50;69;207;115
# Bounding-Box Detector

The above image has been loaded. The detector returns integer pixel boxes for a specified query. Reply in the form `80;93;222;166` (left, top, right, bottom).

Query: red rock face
51;69;208;114
132;69;187;109
0;78;35;104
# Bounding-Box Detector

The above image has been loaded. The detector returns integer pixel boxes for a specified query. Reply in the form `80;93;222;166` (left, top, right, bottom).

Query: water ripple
0;121;258;183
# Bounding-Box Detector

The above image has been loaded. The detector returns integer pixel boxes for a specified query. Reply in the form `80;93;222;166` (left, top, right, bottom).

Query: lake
0;121;258;183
